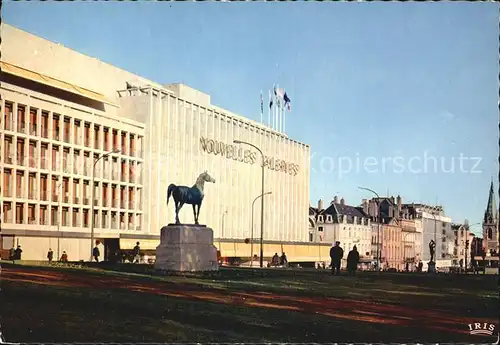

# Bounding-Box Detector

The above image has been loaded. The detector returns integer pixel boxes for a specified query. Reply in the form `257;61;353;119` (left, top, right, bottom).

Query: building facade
309;197;373;267
403;204;453;270
0;23;311;261
451;222;471;267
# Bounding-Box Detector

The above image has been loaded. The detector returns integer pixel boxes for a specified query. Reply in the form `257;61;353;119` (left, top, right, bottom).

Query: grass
0;261;498;343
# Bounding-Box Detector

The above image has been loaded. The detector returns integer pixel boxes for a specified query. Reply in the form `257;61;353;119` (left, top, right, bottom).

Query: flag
275;87;284;99
269;90;273;109
284;92;291;111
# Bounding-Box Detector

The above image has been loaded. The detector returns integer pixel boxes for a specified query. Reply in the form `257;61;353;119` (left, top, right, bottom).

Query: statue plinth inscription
155;224;219;272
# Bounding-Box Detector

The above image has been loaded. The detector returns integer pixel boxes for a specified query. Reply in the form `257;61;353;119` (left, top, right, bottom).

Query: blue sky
4;2;498;234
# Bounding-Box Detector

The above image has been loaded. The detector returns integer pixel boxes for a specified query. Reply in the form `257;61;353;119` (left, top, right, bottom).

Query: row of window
315;214;370;225
2;170;142;211
2;101;144;157
2;201;142;230
2;137;143;182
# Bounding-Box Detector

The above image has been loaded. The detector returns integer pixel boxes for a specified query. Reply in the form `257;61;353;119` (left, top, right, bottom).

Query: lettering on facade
200;137;300;176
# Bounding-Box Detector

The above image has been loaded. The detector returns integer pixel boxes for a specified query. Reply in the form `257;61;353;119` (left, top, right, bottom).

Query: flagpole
274;85;278;131
268;90;271;128
282;88;286;133
277;84;281;133
283;89;286;134
260;90;263;124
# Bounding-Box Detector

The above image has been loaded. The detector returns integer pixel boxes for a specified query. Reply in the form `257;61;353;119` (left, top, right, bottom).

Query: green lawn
1;262;498;343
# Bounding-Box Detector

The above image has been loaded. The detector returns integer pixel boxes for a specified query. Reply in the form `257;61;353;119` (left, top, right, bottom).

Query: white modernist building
0;24;311;261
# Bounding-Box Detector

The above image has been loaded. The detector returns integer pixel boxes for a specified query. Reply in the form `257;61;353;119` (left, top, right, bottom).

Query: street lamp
56;182;63;260
220;210;227;251
90;149;120;261
359;187;381;273
402;231;414;270
251;192;272;267
464;222;480;274
234;140;265;267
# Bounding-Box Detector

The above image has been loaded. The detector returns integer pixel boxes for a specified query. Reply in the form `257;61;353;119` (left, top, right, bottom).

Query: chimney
362;199;369;214
318;199;323;211
397;195;402;213
340;197;345;206
333;196;338;204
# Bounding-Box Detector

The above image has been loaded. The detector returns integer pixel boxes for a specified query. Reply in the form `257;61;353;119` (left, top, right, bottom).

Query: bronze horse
167;171;215;225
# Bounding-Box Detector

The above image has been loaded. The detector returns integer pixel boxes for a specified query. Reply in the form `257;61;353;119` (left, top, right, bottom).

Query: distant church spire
484;181;497;224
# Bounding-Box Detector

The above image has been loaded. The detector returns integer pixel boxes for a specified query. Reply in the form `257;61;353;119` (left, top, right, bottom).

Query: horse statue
166;171;216;225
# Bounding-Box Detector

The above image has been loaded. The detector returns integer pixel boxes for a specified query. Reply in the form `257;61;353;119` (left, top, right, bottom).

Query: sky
3;2;499;235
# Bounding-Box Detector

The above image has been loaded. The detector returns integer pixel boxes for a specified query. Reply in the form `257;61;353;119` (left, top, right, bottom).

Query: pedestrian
60;251;68;262
280;252;288;267
272;253;279;267
405;262;409;272
330;241;344;276
14;245;22;260
133;242;141;263
47;248;54;263
9;247;15;262
347;245;360;276
93;245;100;262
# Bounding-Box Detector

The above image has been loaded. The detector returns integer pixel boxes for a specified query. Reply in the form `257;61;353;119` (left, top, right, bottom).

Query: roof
323;202;369;219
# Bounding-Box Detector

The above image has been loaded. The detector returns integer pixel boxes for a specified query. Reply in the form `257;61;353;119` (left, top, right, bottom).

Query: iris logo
467;322;496;336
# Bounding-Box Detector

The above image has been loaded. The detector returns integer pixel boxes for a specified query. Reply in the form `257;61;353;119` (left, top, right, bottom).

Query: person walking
133;242;141;263
347;245;360;276
330;241;344;276
47;248;54;263
93;245;100;262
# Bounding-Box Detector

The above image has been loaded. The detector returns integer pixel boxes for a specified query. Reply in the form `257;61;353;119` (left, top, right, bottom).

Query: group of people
46;248;68;262
329;241;360;276
270;252;288;267
8;245;23;261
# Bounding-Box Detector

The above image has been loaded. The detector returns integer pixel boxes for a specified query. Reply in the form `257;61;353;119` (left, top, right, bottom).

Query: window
309;233;313;242
488;228;493;240
318;226;323;232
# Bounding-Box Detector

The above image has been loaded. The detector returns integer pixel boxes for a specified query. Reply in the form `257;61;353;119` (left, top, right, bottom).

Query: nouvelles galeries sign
199;137;300;176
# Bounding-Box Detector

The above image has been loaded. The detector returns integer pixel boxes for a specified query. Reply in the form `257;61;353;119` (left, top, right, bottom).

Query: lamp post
251;192;272;267
220;210;227;251
464;223;480;275
90;149;120;261
402;231;414;270
56;182;62;260
359;187;381;273
234;140;265;267
429;212;438;263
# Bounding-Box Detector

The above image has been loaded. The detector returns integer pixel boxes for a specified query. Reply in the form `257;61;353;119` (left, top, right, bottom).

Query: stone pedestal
427;261;436;273
154;224;219;272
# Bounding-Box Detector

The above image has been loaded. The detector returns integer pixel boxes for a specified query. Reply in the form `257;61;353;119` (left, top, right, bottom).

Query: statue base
154;224;219;272
427;261;436;273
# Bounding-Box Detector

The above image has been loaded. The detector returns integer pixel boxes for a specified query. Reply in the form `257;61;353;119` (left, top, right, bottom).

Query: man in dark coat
330;241;344;275
347;245;360;276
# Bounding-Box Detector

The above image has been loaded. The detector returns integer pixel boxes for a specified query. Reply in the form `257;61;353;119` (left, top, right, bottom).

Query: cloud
440;111;457;122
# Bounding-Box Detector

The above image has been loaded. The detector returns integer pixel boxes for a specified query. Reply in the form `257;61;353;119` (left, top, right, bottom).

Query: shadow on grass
1;264;498;343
